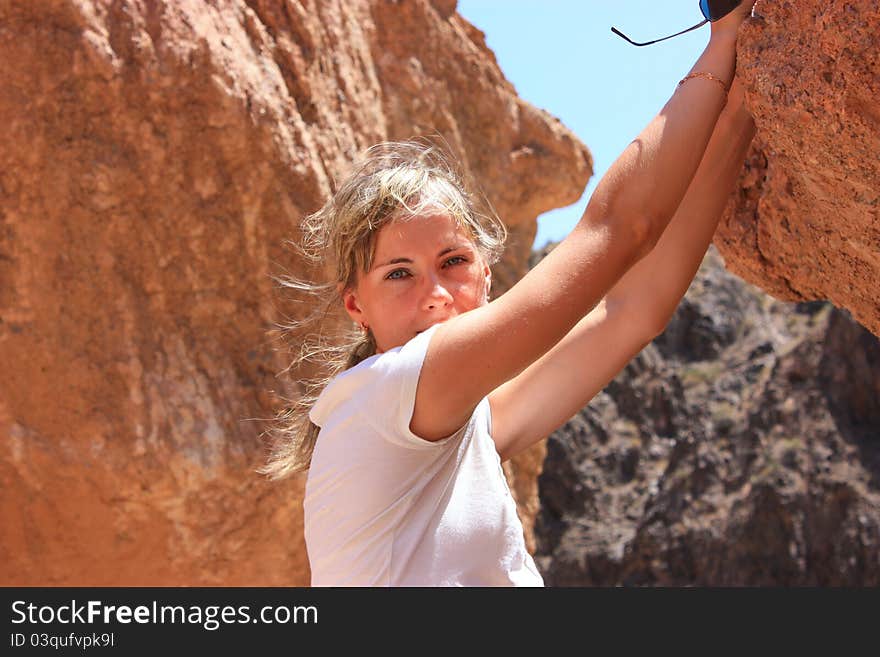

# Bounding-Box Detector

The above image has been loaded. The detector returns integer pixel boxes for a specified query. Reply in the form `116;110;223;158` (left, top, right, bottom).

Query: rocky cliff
717;0;880;336
0;0;590;585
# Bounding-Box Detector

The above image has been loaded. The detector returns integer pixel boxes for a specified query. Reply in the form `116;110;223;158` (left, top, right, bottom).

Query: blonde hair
258;139;508;480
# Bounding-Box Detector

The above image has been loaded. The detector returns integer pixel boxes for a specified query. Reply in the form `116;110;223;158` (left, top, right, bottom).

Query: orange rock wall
717;0;880;335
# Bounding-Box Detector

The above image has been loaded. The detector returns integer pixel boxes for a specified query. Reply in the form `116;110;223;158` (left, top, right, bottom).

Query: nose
422;272;453;311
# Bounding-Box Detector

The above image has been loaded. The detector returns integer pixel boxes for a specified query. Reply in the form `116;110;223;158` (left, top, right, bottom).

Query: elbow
583;193;663;263
636;211;666;259
613;209;663;264
645;304;674;340
610;294;672;343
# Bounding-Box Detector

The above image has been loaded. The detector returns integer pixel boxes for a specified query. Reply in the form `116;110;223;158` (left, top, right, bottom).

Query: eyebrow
373;245;470;271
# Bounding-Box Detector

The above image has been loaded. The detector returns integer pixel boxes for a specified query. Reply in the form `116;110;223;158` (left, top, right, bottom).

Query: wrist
708;28;739;48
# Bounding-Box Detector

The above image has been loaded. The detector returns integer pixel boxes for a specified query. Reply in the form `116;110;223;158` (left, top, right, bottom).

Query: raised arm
412;6;754;441
488;75;757;462
604;74;757;322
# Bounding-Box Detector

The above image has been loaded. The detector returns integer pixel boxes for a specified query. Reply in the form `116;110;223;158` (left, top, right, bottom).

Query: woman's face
341;212;492;354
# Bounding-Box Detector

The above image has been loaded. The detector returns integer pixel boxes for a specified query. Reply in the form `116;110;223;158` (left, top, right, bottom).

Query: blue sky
456;1;714;249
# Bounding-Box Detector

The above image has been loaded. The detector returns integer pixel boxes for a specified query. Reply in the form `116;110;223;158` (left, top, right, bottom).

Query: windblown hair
258;139;508;480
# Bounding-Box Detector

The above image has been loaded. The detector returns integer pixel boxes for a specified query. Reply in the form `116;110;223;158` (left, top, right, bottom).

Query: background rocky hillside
531;244;880;585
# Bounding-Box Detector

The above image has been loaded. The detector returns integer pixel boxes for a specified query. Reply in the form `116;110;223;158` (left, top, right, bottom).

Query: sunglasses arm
611;18;708;47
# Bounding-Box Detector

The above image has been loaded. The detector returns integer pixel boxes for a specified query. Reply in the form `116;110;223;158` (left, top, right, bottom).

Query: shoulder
309;326;439;429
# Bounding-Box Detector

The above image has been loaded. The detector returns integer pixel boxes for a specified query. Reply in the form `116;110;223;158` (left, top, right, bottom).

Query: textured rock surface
534;246;880;585
716;0;880;336
0;0;590;584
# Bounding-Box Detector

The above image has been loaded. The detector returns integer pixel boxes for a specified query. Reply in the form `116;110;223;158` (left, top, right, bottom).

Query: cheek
455;268;485;300
377;282;420;310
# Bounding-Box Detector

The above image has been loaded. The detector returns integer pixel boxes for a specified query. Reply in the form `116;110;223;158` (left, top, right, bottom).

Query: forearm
605;88;757;321
583;32;737;234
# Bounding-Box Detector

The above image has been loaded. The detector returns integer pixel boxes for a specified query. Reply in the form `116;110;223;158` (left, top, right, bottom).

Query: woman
261;2;758;586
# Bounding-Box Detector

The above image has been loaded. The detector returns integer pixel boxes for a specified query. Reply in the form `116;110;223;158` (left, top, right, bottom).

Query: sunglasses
612;0;743;47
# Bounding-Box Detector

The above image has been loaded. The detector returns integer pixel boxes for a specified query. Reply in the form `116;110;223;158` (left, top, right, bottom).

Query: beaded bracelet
678;71;729;94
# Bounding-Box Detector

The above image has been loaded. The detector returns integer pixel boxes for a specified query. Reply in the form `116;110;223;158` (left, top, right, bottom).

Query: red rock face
716;0;880;336
0;0;590;584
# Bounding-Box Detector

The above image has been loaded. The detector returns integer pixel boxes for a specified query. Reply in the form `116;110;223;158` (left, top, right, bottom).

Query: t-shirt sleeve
365;323;462;450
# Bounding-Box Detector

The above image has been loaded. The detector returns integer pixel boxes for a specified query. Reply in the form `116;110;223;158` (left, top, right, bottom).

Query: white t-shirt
304;322;544;587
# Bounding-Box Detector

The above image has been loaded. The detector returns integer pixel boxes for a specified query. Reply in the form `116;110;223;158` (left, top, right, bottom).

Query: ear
482;262;492;299
338;282;366;325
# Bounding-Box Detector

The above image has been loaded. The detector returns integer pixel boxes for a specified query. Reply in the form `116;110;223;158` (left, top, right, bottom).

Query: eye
384;256;467;281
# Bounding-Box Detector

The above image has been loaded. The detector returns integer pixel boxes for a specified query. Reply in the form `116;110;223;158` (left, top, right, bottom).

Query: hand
710;1;755;39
